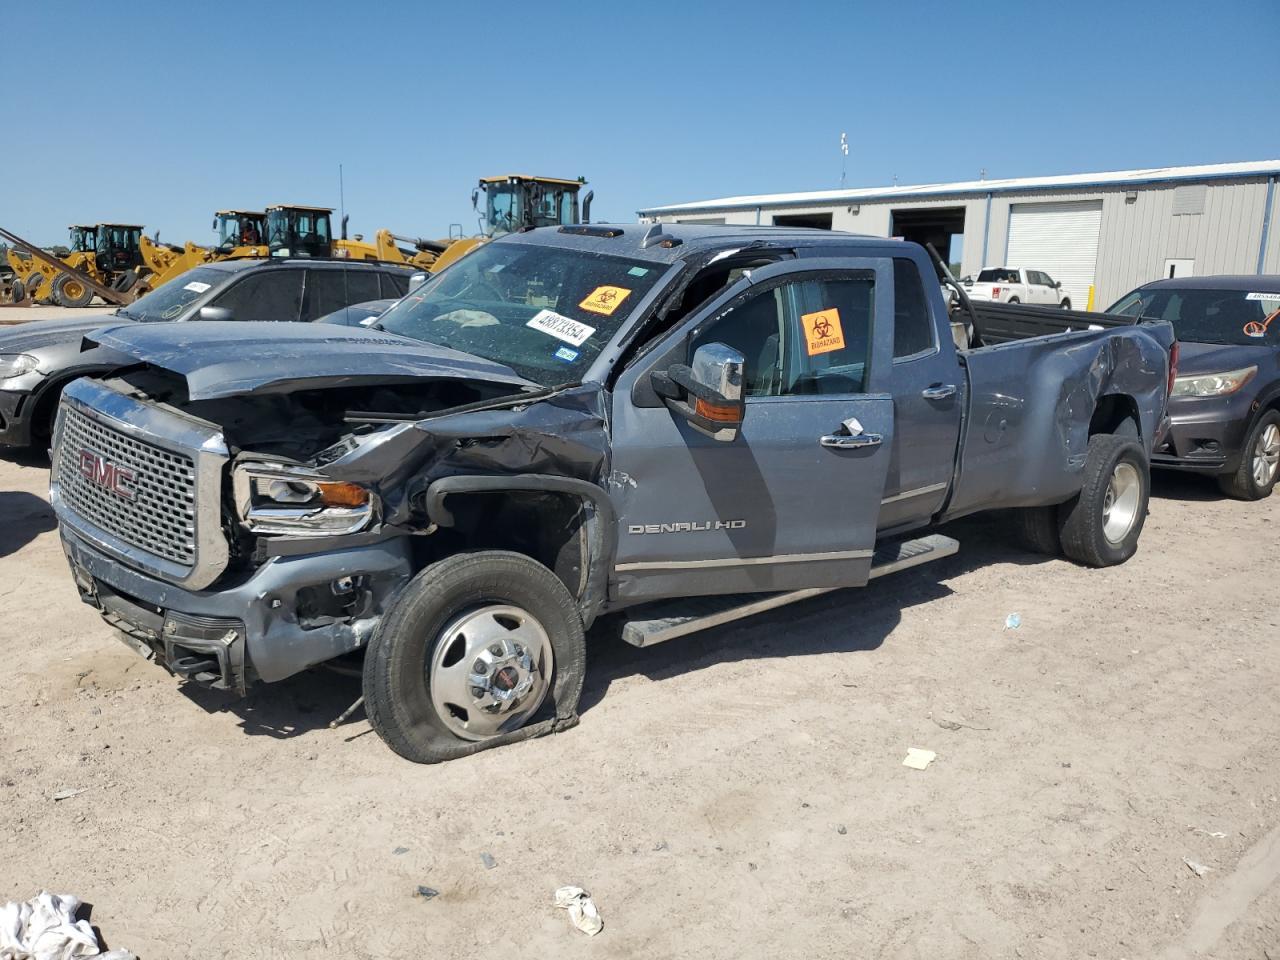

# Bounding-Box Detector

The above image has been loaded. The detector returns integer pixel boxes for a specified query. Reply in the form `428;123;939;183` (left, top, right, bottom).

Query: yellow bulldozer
6;223;146;306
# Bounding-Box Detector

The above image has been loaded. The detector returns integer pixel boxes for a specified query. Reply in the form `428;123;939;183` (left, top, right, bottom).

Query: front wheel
1058;434;1149;567
1060;299;1072;310
1217;410;1280;500
362;551;586;763
1007;297;1020;304
53;273;92;307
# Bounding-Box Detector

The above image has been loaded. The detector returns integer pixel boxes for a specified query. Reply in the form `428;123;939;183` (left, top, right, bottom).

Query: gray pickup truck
48;224;1174;763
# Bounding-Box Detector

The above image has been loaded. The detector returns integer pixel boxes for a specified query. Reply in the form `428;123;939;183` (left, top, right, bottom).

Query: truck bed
959;300;1136;347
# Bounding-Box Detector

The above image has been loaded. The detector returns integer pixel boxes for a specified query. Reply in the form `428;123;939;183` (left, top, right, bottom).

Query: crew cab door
609;258;896;603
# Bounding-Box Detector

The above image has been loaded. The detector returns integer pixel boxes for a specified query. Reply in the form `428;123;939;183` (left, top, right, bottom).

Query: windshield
218;214;262;249
267;209;330;256
1108;287;1280;346
977;268;1019;283
375;240;668;386
119;266;226;322
69;228;95;253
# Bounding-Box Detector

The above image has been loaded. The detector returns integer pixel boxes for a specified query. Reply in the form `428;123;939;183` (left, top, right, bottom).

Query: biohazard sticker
801;307;846;355
526;309;596;346
578;285;632;316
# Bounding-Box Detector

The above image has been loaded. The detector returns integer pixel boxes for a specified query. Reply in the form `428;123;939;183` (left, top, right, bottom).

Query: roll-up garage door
1005;200;1102;308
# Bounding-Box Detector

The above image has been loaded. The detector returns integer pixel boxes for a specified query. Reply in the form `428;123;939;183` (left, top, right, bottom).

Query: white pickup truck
964;267;1072;309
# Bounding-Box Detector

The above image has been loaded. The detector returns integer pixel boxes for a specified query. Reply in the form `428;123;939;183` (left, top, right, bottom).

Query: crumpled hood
0;313;126;353
1175;339;1273;376
84;320;537;400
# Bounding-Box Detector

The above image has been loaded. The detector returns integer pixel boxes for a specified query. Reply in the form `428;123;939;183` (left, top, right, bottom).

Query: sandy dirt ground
2;445;1278;959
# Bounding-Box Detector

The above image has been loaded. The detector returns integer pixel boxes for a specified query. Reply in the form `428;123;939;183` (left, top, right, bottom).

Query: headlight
1170;365;1257;398
0;354;38;380
232;463;377;536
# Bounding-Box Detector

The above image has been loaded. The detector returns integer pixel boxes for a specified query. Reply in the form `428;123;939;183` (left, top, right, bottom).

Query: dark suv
0;258;413;449
1108;275;1280;499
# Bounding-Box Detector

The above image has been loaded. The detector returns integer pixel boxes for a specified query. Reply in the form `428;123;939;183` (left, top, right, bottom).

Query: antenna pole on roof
338;163;346;233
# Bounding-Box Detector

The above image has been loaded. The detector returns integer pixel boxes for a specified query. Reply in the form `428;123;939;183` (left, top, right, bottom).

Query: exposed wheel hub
429;604;553;741
1102;461;1141;545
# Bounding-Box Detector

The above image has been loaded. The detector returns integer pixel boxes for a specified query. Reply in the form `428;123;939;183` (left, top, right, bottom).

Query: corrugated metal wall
657;176;1276;307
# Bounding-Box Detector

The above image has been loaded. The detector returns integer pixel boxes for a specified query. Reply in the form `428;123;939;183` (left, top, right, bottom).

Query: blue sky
3;0;1278;246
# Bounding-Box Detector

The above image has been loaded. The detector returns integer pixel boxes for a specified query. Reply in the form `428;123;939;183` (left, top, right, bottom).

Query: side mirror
650;342;745;442
1055;280;1062;288
198;305;234;322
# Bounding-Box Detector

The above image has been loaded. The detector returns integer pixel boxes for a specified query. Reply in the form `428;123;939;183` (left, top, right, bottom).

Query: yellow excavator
6;223;146;305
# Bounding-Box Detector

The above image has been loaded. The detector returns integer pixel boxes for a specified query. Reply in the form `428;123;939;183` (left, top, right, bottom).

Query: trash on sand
480;852;497;870
1004;613;1021;630
836;825;848;835
414;885;439;900
553;886;603;937
903;748;937;770
1183;858;1210;878
51;788;88;802
0;891;136;959
392;847;409;856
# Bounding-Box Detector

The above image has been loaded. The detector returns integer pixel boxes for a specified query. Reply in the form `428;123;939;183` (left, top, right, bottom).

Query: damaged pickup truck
49;224;1175;763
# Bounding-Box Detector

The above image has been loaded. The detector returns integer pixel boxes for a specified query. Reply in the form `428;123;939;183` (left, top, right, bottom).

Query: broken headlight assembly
1170;365;1257;398
232;462;378;537
0;354;38;380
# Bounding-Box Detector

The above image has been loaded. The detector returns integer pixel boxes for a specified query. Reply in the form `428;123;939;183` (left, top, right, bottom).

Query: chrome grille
56;405;197;566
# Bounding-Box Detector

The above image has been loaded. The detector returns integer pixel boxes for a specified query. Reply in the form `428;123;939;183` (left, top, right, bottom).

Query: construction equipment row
1;175;594;307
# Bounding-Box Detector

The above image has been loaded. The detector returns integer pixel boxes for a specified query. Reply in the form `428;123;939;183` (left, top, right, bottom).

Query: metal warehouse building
638;160;1280;310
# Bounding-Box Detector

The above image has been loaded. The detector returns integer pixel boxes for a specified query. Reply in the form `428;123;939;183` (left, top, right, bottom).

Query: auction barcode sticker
526;309;596;347
183;281;212;293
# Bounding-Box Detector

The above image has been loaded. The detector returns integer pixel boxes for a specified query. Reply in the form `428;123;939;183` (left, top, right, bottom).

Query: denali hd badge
628;520;746;534
79;449;136;501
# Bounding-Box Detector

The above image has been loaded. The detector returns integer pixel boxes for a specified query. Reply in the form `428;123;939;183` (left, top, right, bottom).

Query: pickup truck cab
966;267;1072;308
49;225;1174;763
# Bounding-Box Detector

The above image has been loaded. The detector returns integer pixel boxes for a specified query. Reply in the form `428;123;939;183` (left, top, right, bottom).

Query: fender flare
423;474;617;625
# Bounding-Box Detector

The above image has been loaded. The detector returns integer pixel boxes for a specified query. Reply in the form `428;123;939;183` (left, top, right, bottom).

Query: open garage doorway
891;207;966;274
771;212;833;229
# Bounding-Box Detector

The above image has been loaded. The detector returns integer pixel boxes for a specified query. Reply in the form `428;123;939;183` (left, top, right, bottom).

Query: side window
209;271;304;322
304;269;349;320
690;272;874;398
892;258;935;359
1041;273;1055;287
380;272;409;298
344;268;381;304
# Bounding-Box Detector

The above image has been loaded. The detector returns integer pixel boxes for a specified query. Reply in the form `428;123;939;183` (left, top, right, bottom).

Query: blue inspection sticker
627;266;650;277
554;346;579;363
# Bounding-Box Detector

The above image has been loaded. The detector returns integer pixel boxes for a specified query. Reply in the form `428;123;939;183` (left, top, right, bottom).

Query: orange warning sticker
801;307;846;355
579;285;632;316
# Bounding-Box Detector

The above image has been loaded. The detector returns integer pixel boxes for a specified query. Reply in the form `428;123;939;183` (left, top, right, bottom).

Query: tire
1217;410;1280;500
53;273;92;307
1007;297;1020;304
362;550;586;764
113;270;139;293
1058;434;1149;567
1060;299;1071;310
8;278;24;303
1014;506;1061;556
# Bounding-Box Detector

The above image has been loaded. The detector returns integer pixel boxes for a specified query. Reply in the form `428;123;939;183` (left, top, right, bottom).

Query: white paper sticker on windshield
183;281;212;293
1246;292;1280;301
526;309;596;346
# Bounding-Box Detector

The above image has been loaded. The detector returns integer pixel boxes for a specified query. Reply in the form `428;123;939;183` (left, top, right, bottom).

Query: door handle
921;384;957;401
820;432;882;449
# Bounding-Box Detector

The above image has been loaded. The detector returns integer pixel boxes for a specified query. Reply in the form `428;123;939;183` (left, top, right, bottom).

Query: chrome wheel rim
1102;461;1142;545
428;604;553;741
1252;424;1280;487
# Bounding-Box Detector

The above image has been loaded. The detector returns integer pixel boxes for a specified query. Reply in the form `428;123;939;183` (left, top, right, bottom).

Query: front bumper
0;388;34;447
1150;393;1254;474
61;526;413;692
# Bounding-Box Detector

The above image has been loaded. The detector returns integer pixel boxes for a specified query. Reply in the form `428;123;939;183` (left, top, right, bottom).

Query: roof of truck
505;222;896;264
1139;275;1280;292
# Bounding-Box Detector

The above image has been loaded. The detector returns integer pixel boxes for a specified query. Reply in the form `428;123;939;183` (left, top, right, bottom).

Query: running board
619;533;958;648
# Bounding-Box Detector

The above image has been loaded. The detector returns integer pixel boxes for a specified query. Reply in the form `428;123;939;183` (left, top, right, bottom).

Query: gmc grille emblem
79;449;136;501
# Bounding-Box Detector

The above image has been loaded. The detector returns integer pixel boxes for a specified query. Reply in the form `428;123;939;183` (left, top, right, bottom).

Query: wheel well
30;376;76;440
424;491;590;602
1089;394;1140;439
